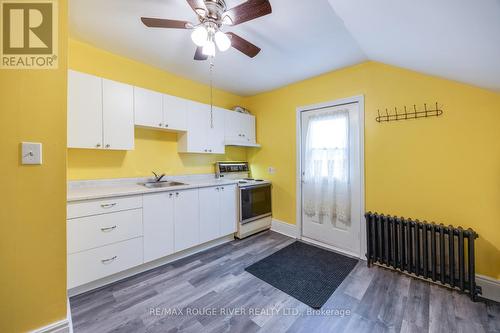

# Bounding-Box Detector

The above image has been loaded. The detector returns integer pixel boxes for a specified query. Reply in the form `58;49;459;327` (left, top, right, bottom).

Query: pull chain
209;56;214;129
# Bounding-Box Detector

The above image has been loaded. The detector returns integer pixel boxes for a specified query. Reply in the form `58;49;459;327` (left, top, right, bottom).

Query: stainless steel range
215;162;272;239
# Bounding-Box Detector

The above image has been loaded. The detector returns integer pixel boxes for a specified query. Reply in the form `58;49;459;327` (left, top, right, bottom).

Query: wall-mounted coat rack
376;102;443;123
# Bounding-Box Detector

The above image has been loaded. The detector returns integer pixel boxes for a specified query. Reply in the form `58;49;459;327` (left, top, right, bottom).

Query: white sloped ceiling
328;0;500;91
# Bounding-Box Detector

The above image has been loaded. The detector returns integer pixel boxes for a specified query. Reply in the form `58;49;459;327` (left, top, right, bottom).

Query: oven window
241;185;272;223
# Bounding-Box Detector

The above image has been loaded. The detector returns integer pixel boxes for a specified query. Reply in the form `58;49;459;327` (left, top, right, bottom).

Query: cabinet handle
175;192;179;197
101;225;117;232
165;124;169;128
101;256;117;264
96;143;101;148
216;187;220;191
105;144;110;148
221;187;225;191
169;193;173;198
159;123;163;127
100;203;117;208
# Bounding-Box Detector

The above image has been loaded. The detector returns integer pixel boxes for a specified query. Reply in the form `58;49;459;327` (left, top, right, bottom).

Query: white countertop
67;175;239;202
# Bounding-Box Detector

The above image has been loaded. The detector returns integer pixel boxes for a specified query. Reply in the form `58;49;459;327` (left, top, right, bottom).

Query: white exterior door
174;189;200;252
67;70;103;149
102;79;134;150
143;192;174;262
300;102;362;256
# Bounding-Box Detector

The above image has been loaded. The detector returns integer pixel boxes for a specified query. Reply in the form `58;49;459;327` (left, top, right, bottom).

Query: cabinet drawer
67;209;143;254
67;195;142;219
67;237;143;289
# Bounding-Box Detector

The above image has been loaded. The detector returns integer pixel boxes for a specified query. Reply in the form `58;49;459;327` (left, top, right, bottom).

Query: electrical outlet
22;142;42;165
268;167;276;175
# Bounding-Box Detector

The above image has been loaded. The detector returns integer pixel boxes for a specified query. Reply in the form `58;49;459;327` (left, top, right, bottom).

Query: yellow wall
67;39;248;180
0;1;68;332
244;61;500;279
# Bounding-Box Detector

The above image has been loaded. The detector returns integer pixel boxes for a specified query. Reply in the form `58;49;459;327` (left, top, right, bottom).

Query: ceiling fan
141;0;272;60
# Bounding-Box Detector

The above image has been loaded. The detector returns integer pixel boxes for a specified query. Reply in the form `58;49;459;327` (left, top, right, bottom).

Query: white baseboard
31;319;70;333
271;219;298;238
477;274;500;303
68;235;234;296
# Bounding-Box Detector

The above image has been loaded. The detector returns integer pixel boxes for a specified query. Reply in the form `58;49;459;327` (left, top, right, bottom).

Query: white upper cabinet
208;107;225;154
224;110;258;147
67;70;134;150
134;87;163;128
68;70;259;152
68;70;103;149
102;79;135;150
178;101;225;154
163;95;188;131
134;87;188;132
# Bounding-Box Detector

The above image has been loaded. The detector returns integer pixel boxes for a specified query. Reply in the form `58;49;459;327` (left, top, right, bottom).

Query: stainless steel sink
140;181;186;189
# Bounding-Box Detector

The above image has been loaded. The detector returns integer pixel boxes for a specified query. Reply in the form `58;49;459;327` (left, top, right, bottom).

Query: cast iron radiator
365;212;481;301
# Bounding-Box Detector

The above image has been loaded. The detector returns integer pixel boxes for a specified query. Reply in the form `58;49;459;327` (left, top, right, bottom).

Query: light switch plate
22;142;42;165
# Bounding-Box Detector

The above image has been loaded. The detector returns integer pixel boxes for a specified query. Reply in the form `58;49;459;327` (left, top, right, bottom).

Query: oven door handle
239;183;272;190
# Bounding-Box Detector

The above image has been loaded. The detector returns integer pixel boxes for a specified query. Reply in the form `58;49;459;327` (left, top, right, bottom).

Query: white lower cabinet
199;187;221;243
68;237;143;289
68;185;238;289
143;192;175;262
174;189;200;252
220;185;238;235
199;185;237;243
67;209;143;254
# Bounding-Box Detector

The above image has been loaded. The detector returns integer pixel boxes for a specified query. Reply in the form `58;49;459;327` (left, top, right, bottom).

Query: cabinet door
67;70;103;149
163;95;187;131
219;185;238;235
174;189;200;252
208;107;225;154
103;79;135;150
243;114;256;143
134;87;163;128
224;109;241;142
143;192;175;262
199;187;221;243
179;101;209;153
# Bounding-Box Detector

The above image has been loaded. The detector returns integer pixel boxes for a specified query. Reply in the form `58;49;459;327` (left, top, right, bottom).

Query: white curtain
303;109;351;229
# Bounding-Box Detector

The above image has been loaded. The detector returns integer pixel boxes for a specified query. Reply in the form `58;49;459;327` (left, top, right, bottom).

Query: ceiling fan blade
186;0;207;16
194;47;208;61
223;0;271;26
226;32;261;58
141;17;191;29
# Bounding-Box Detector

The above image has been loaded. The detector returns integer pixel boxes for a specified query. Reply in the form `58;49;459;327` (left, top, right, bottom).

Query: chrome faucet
152;171;166;182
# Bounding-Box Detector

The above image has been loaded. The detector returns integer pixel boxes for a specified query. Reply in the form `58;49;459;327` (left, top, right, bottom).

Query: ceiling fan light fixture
215;31;231;52
191;25;208;47
202;40;216;57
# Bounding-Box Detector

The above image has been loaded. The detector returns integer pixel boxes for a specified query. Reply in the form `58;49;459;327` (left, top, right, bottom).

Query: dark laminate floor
70;231;500;333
